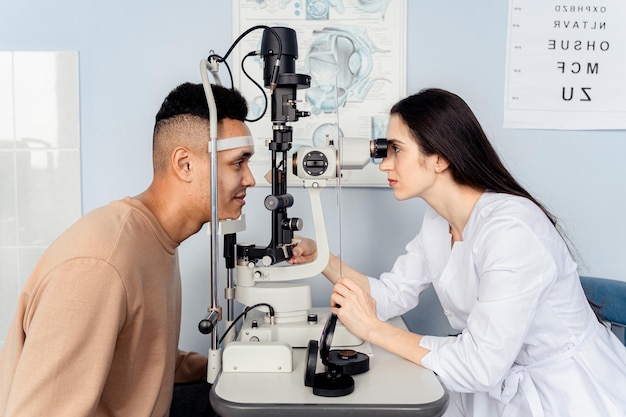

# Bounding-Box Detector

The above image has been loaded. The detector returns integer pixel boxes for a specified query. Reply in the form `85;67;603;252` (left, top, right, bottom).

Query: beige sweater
0;198;207;417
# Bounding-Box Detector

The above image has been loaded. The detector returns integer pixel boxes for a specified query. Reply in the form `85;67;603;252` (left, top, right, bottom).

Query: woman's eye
392;145;401;153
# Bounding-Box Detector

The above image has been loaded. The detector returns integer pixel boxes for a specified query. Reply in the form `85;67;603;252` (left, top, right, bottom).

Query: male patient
0;83;256;416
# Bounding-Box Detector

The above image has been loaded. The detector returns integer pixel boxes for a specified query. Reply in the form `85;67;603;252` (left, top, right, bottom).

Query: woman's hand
288;236;318;265
330;276;430;367
330;276;381;342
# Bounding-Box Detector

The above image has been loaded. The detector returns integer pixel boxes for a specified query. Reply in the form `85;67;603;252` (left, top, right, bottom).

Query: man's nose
244;167;256;187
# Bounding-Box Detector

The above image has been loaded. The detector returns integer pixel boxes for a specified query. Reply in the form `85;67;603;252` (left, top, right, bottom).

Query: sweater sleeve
3;258;127;417
174;350;208;383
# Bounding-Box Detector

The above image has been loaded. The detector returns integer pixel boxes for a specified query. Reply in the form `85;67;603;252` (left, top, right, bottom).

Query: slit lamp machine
196;25;387;383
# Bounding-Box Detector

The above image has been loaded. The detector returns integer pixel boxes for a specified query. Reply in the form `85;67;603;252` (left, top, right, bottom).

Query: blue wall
2;1;624;353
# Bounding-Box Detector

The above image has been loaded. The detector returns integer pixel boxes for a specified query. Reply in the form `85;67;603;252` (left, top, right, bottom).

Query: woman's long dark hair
390;88;557;226
391;89;605;320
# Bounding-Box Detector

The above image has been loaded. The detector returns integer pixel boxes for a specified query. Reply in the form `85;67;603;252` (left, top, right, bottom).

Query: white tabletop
210;316;449;417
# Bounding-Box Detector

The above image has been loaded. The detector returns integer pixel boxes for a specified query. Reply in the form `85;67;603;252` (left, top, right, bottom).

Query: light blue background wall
1;1;625;353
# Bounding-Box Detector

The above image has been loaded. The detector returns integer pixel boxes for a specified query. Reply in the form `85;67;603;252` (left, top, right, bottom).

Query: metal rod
200;58;220;350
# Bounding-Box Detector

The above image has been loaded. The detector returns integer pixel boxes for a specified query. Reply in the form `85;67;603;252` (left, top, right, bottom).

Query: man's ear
172;147;193;182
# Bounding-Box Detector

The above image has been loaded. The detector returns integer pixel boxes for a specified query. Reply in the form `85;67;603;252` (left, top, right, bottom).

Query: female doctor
291;88;626;416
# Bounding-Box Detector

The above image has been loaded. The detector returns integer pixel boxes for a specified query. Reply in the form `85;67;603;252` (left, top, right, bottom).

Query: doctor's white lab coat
369;192;626;417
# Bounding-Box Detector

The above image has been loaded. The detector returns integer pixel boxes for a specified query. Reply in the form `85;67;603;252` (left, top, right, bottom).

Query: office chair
580;276;626;345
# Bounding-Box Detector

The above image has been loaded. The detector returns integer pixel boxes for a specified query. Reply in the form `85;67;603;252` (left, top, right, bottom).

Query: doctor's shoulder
475;193;556;233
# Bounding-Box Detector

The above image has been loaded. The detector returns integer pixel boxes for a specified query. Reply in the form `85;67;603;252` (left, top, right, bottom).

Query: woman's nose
379;156;392;172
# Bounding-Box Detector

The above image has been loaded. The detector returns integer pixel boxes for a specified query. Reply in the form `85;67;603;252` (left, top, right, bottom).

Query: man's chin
216;210;243;222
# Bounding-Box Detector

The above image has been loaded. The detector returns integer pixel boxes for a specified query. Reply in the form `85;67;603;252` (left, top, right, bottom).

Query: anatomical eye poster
504;0;626;130
231;0;407;187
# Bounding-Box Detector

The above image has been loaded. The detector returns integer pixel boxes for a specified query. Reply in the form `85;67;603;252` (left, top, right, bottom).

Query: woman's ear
172;147;193;182
434;155;450;173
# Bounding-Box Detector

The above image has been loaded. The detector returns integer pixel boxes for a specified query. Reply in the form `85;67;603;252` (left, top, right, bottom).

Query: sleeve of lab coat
3;258;126;417
369;231;433;321
420;215;557;393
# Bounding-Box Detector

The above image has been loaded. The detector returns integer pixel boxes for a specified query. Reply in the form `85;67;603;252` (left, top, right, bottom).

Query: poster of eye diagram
504;0;626;130
231;0;407;186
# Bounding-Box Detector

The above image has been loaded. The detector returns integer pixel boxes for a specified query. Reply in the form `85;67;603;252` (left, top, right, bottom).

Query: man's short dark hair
151;83;249;174
155;83;248;126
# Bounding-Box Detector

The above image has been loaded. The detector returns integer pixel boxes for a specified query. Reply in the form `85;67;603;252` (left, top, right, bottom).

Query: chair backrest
580;276;626;345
